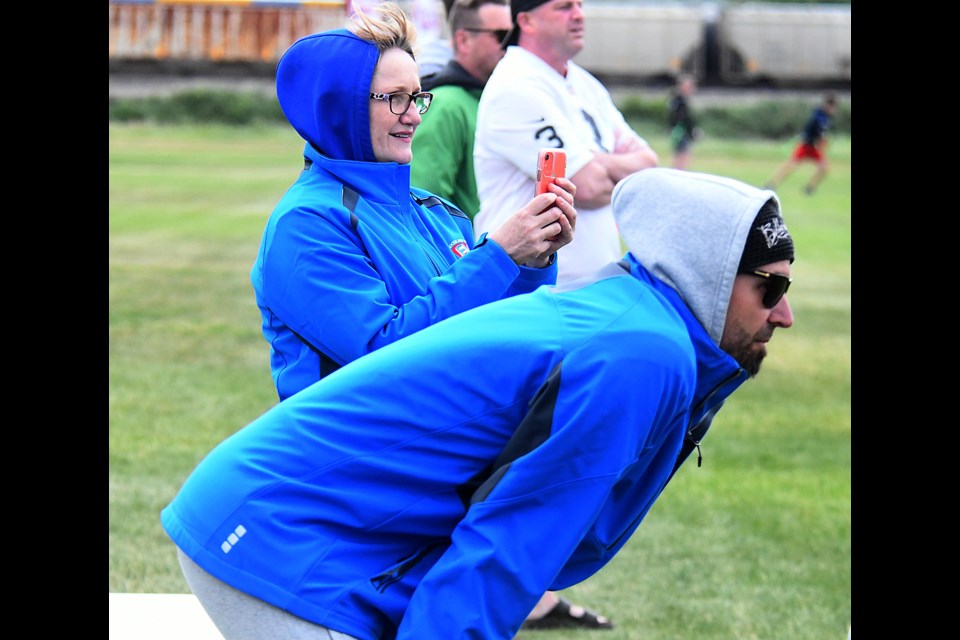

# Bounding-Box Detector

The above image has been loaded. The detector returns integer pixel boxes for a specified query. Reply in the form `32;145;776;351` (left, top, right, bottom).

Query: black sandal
521;597;615;630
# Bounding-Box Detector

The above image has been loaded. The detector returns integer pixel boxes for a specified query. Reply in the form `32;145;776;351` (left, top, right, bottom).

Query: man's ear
516;11;533;34
452;28;470;52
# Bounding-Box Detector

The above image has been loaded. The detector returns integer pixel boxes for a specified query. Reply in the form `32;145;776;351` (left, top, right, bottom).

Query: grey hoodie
612;168;780;344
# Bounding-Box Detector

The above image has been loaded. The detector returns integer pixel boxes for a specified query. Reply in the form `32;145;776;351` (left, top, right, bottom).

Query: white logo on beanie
759;217;791;249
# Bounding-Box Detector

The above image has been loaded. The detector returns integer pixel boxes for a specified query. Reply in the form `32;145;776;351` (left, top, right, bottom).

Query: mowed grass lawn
109;122;851;640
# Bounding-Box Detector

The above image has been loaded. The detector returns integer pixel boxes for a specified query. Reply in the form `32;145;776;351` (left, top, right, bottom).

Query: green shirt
410;84;483;220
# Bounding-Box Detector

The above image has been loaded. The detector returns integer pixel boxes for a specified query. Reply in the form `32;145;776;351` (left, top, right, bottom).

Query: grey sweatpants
177;548;360;640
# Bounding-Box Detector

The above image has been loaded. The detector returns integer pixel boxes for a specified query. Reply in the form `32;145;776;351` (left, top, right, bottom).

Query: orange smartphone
535;149;566;196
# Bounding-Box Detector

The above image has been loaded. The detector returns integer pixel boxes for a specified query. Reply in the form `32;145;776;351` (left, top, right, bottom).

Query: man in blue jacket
163;167;796;640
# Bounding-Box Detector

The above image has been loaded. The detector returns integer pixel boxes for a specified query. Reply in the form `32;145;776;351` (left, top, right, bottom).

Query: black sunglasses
749;270;792;309
462;27;510;44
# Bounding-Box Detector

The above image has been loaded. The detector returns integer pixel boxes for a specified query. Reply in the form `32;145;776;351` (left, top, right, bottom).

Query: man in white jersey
473;0;658;285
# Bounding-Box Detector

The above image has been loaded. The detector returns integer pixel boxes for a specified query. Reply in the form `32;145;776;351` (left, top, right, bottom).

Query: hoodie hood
276;29;380;162
612;168;780;344
421;60;485;92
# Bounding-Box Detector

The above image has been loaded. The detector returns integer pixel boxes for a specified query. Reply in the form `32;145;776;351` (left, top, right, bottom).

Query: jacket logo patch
449;239;469;258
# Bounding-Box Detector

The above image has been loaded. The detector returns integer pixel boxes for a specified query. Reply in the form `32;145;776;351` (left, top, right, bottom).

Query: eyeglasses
749;270;792;309
462;27;510;44
369;91;434;115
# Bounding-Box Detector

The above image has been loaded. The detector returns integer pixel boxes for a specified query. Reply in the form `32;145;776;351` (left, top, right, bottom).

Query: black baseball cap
502;0;552;49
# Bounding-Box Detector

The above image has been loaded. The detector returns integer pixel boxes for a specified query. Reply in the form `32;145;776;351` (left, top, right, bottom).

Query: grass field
109;122;851;639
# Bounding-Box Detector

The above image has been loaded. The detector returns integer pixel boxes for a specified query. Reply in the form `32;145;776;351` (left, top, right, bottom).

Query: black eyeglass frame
749;269;792;309
369;91;434;115
461;27;510;45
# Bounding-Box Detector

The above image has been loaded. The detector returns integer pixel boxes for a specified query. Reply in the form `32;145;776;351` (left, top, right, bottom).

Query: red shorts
791;142;824;162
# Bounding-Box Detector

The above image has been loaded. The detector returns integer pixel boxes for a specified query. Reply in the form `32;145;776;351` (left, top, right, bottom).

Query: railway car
108;0;348;62
716;2;851;85
576;1;709;83
108;0;851;87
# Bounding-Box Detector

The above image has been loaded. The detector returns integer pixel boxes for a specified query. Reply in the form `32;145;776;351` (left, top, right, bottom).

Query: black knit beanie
738;200;795;273
502;0;552;48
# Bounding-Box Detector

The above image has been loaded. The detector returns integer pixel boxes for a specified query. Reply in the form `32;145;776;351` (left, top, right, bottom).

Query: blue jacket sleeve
256;202;556;370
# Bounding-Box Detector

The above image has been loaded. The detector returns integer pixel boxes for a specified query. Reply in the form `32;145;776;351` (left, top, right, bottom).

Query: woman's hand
486;177;577;268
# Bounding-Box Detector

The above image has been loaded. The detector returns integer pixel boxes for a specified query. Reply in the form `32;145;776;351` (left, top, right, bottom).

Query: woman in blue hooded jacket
251;1;577;401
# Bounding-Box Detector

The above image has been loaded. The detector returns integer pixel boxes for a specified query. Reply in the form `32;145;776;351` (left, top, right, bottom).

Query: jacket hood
276;29;379;162
421;60;485;92
612;168;780;344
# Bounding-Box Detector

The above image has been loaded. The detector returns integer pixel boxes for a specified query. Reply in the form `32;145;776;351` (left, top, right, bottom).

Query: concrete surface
109;593;224;640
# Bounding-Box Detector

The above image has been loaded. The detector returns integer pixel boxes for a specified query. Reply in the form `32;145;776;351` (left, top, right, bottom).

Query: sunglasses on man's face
749;270;792;309
462;27;510;45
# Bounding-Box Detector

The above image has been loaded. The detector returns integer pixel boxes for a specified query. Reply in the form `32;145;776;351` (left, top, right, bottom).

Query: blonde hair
346;1;418;57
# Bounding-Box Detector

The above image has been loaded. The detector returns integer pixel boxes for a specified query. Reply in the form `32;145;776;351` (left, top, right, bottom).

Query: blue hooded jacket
163;255;748;639
253;29;557;400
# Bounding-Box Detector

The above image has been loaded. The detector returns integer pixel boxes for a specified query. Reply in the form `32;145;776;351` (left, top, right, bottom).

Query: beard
719;324;771;378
